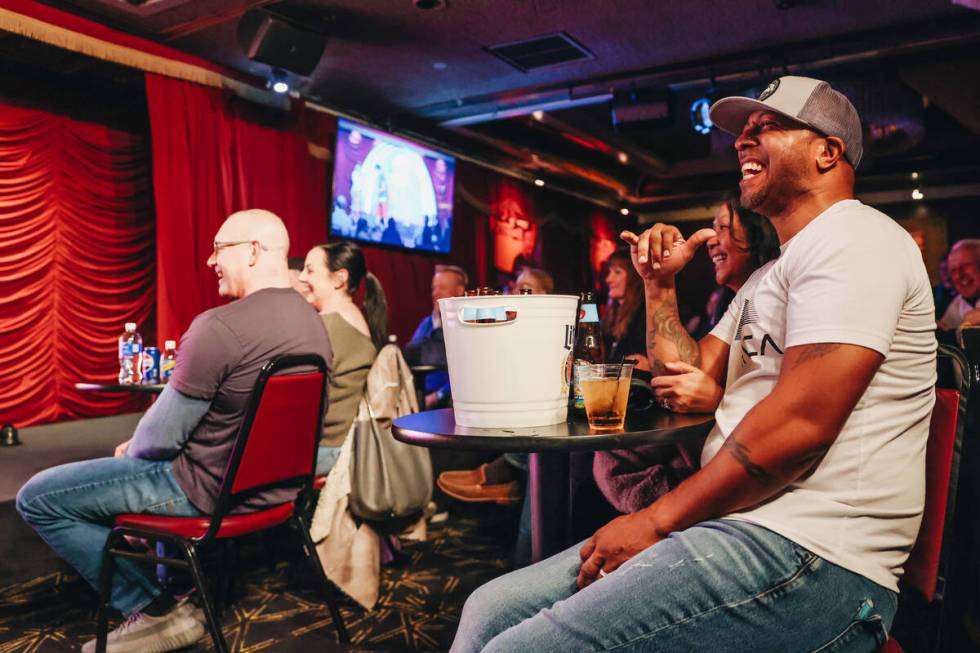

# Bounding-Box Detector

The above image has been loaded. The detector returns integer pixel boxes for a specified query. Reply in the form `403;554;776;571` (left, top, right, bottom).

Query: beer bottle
572;291;604;410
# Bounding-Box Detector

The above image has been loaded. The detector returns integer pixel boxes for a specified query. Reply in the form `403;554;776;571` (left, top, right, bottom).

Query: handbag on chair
347;345;433;521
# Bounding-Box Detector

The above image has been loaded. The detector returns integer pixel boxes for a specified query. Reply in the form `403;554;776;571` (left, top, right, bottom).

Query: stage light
690;96;713;135
620;207;630;216
534;179;545;187
532;110;545;121
617;152;629;165
912;188;924;200
267;69;290;94
911;171;919;181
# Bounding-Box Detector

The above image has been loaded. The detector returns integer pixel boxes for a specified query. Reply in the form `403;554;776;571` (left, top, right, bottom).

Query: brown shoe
437;474;521;505
437;464;489;487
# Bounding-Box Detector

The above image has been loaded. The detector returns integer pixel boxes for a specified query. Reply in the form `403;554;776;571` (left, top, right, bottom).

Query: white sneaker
82;605;205;653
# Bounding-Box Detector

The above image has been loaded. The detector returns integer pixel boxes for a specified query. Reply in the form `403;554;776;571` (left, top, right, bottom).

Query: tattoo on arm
647;296;700;372
789;343;842;368
721;435;777;483
722;433;831;485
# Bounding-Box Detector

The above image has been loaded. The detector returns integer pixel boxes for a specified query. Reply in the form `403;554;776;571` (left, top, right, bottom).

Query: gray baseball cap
709;76;863;168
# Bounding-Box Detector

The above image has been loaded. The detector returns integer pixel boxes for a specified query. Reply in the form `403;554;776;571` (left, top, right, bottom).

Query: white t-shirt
706;199;937;592
939;294;979;330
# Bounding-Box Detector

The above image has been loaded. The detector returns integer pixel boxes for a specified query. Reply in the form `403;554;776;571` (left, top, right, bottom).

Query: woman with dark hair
594;194;779;517
299;240;389;475
601;248;650;372
651;193;780;412
687;193;781;341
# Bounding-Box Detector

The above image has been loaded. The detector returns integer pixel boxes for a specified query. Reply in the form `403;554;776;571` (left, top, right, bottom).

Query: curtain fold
146;73;331;343
0;103;154;426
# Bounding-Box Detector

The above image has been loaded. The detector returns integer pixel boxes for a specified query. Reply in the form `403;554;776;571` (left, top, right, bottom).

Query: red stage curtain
0;102;154;427
146;74;331;343
147;73;488;345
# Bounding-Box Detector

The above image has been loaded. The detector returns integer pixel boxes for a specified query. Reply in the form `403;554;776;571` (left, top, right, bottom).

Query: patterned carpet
0;515;513;653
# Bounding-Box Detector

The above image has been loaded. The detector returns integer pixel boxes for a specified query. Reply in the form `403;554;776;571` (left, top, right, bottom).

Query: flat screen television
330;118;456;254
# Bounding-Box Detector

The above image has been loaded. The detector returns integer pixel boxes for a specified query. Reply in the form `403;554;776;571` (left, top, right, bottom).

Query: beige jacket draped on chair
308;344;423;609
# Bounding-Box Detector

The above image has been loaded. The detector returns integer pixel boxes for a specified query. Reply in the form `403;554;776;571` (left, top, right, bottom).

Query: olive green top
321;312;377;447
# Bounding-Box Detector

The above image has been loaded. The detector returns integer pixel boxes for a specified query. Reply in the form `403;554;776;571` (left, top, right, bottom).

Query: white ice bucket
439;294;579;428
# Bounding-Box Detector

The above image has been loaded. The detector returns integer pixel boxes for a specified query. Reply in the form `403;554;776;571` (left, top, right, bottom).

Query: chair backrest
205;354;327;536
902;345;970;602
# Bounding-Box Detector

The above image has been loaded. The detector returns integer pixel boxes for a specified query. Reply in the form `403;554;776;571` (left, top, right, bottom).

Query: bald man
17;210;331;653
939;239;980;330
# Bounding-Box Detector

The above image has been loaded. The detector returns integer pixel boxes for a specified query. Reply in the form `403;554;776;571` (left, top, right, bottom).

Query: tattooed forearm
789;343;842;368
721;436;777;483
647;295;700;372
722;433;830;485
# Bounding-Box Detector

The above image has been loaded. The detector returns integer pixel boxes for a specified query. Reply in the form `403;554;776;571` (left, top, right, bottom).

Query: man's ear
816;136;846;172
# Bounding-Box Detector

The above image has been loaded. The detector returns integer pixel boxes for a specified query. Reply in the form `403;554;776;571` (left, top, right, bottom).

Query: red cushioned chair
94;354;349;653
882;344;970;653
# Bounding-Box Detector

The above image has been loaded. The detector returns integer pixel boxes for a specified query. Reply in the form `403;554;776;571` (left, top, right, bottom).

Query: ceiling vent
485;32;595;73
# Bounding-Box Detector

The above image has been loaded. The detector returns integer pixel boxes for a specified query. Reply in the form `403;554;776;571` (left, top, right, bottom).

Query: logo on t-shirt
732;298;784;378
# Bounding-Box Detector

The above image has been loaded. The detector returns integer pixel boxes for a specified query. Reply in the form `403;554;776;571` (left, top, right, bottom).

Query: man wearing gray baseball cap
450;76;937;652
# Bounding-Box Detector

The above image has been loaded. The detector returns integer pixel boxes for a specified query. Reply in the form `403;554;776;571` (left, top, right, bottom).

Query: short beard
741;163;807;218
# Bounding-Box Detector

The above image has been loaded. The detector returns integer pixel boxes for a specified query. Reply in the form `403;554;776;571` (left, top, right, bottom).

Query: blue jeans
16;456;200;616
451;519;896;653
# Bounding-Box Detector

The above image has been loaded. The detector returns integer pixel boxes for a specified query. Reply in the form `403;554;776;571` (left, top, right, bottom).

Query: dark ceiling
25;0;980;218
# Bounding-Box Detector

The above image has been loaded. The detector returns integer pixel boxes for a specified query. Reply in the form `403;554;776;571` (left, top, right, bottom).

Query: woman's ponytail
363;271;389;351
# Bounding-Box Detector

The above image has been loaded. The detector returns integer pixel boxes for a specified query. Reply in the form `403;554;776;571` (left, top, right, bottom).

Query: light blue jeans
16;456;200;616
451;519;896;653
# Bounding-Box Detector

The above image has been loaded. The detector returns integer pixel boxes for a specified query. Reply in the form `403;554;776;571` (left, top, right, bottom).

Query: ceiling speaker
238;9;328;77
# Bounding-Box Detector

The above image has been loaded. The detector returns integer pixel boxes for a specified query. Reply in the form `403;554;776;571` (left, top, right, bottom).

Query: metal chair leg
292;516;350;643
95;532;121;653
181;541;229;653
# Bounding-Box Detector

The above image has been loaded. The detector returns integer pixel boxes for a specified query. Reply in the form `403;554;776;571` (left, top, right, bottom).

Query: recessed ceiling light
911;171;919;181
617;152;629;165
534;179;545;187
620;208;630;216
912;189;924;200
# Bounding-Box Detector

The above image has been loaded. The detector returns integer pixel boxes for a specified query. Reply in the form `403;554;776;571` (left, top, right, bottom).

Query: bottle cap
165;340;176;349
125;322;137;331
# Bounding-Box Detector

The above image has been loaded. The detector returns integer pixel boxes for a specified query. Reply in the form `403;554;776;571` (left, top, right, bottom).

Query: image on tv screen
331;118;456;254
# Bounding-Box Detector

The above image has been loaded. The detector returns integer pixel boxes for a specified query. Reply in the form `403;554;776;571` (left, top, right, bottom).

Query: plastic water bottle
161;340;177;382
118;322;143;385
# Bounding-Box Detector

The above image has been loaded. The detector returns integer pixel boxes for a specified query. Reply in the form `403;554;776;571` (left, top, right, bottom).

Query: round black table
393;408;714;562
75;382;165;395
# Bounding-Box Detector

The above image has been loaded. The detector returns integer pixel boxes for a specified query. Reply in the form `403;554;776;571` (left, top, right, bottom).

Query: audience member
299;240;388;476
288;256;314;303
600;248;649;371
595;194;780;518
404;264;467;409
513;266;554;295
17;209;332;653
651;193;780;412
451;76;936;652
938;239;980;330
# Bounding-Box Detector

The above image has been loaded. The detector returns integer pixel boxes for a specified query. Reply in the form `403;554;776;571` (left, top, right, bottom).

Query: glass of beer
577;363;633;432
